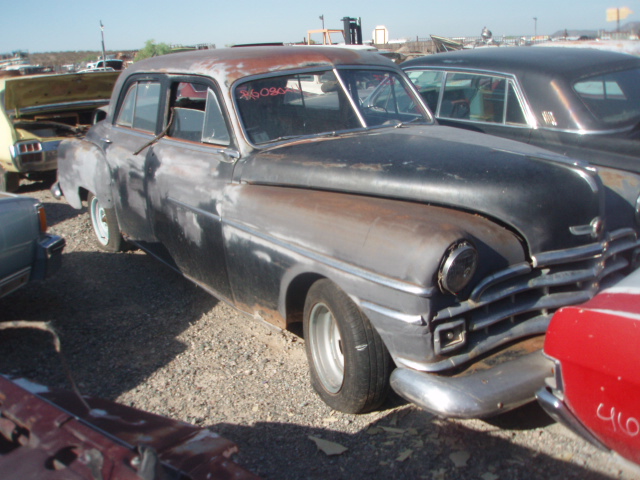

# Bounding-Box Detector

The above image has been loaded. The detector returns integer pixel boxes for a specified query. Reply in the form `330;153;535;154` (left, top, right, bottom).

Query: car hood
2;71;120;113
238;125;603;255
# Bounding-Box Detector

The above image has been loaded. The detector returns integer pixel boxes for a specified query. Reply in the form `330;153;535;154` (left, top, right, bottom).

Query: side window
115;81;161;132
440;73;525;125
440;73;475;120
169;82;206;142
406;70;443;113
168;81;230;145
505;82;527;125
116;84;136;127
203;88;230;145
574;69;640;125
475;76;506;123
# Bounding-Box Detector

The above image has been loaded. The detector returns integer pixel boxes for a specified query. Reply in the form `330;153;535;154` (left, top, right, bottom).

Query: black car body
401;47;640;231
54;46;640;418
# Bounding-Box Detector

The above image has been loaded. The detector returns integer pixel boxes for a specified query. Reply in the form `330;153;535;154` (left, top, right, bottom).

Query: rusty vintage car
0;71;119;192
54;46;640;417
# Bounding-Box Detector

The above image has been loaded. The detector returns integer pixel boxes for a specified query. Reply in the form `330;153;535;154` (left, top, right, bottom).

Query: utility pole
533;17;537;40
100;21;107;68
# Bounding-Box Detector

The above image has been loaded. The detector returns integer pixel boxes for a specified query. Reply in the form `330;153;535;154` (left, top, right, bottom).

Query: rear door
105;76;163;242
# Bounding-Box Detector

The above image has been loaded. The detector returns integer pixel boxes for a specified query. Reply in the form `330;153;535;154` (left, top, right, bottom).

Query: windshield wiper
393;117;425;128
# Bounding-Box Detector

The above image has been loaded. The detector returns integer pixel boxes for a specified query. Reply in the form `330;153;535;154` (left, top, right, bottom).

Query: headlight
635;193;640;227
438;241;478;295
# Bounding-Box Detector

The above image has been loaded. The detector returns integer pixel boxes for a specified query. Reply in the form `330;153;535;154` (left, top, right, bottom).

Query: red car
537;268;640;466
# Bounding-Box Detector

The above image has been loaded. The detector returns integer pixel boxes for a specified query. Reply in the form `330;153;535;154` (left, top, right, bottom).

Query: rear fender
58;138;113;209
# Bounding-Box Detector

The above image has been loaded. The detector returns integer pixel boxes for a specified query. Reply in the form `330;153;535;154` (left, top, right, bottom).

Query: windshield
573;67;640;127
235;68;430;144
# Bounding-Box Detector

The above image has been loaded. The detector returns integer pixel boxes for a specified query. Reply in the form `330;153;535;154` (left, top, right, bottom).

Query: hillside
550;21;640;38
29;50;137;69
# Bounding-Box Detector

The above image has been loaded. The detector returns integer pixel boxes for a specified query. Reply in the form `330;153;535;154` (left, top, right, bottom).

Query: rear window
574;67;640;126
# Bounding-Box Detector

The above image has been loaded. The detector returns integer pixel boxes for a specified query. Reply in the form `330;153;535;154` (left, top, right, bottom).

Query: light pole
100;21;107;68
319;15;325;30
533;17;538;40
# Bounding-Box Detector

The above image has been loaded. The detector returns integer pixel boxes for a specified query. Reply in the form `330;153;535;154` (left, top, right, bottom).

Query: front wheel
88;192;122;252
303;279;392;413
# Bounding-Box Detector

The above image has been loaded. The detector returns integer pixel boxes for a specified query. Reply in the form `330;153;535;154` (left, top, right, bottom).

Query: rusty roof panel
125;46;396;84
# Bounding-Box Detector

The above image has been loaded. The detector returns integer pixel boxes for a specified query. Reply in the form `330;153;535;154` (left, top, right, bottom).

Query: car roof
125;46;396;84
402;47;640;81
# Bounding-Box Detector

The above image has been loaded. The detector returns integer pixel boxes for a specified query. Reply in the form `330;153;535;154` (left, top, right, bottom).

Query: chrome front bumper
390;350;554;418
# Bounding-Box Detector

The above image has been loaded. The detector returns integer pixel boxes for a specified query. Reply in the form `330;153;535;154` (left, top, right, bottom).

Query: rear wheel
88;192;122;252
303;279;392;413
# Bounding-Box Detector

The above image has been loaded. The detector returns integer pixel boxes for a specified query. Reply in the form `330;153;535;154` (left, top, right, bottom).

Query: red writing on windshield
238;87;294;101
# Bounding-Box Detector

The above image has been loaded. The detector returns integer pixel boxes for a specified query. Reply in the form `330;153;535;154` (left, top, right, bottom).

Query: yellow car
0;70;119;191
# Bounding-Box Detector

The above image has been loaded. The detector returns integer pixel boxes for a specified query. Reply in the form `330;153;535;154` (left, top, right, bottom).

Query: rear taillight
37;205;47;233
18;141;42;154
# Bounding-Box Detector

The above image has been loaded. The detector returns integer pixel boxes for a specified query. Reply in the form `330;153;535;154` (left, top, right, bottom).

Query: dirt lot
1;180;638;480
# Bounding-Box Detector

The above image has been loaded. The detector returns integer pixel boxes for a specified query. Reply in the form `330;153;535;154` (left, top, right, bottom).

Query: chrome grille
427;228;640;371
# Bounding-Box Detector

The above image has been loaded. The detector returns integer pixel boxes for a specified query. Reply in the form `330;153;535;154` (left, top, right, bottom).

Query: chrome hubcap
90;196;109;246
308;302;344;393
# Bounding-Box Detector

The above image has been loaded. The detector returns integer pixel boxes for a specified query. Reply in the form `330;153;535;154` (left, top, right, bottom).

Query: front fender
58;138;113;210
221;185;526;326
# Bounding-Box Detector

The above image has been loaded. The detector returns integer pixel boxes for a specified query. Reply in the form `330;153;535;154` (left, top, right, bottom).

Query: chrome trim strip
533;241;606;267
536;124;637;136
470;289;594;331
335;68;367;128
0;267;31;298
470;262;531;302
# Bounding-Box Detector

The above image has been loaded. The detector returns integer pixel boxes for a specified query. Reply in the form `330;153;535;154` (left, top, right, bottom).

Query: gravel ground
1;180;639;480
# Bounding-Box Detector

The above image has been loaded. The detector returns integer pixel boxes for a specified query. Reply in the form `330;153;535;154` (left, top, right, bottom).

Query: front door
144;78;238;301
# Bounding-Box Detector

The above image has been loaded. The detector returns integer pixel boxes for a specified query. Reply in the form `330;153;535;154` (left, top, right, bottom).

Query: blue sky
1;0;636;53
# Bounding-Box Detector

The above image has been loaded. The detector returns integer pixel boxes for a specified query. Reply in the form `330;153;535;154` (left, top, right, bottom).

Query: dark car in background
400;47;640;231
0;192;64;298
55;46;640;418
